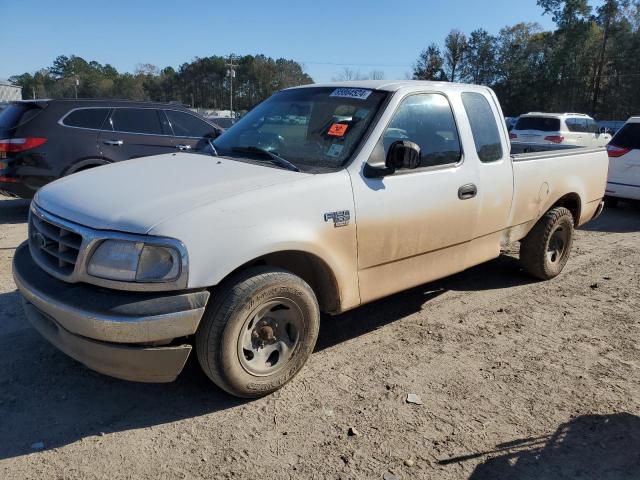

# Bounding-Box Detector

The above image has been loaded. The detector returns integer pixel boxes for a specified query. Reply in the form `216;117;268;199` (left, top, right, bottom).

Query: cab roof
288;80;493;93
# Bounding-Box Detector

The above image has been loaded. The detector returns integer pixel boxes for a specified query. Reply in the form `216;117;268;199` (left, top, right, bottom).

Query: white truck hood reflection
35;153;309;234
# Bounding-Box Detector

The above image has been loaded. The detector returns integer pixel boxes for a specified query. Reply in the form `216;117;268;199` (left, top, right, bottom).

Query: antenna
226;55;237;118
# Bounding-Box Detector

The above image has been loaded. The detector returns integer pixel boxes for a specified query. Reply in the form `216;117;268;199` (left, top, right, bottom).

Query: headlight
87;240;182;283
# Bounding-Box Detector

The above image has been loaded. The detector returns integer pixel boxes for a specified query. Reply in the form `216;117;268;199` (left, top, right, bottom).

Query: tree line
8;0;640;119
413;0;640;119
9;54;313;113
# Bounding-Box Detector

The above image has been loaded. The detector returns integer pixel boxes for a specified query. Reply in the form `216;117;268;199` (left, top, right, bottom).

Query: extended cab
13;81;608;397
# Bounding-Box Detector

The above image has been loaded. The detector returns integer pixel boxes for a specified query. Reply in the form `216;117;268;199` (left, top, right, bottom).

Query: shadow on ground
0;198;30;225
316;253;533;352
0;319;246;460
439;413;640;479
582;202;640;233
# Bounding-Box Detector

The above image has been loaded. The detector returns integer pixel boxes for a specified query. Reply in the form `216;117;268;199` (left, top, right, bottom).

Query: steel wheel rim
547;226;569;264
237;297;303;376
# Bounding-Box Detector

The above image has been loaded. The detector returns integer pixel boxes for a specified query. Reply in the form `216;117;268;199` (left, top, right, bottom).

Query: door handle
458;183;477;200
175;144;192;151
103;139;123;146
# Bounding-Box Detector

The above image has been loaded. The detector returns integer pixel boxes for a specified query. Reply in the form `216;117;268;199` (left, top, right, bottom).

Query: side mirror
363;140;421;179
386;140;421;170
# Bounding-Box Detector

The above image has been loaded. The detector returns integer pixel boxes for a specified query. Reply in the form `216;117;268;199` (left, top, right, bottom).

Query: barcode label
330;88;372;100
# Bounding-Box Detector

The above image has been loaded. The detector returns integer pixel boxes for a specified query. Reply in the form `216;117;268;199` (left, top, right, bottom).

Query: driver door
350;92;480;304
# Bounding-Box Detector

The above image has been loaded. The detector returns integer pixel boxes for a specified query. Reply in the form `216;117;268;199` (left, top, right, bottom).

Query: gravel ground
0;196;638;480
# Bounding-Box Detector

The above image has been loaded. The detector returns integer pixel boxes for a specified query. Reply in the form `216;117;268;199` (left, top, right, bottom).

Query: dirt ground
0;196;638;480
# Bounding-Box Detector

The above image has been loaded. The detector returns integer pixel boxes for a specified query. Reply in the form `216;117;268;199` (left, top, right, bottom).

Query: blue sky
1;0;557;83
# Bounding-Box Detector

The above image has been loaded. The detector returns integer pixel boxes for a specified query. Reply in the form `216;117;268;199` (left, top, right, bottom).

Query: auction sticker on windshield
330;88;372;100
328;123;349;137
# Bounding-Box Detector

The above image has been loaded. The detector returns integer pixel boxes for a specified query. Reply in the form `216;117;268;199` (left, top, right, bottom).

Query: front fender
149;171;361;311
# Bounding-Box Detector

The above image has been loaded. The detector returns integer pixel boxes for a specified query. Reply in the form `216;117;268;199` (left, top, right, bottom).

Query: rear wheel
196;267;320;398
520;207;574;280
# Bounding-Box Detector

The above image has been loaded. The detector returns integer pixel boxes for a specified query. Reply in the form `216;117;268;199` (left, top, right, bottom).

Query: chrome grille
29;211;83;277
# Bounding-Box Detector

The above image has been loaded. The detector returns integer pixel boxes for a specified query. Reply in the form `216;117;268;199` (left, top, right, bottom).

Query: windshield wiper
231;146;300;172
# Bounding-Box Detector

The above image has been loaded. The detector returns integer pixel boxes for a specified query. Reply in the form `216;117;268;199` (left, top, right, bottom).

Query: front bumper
13;242;210;382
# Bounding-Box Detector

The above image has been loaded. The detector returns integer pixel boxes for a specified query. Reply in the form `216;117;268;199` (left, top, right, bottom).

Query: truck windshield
210;87;388;173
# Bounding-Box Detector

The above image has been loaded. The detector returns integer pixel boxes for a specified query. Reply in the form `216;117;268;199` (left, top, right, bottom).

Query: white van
510;113;612;148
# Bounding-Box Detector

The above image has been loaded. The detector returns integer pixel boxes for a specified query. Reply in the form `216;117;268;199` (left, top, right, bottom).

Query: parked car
510;113;611;147
13;81;608;397
0;99;222;198
605;117;640;203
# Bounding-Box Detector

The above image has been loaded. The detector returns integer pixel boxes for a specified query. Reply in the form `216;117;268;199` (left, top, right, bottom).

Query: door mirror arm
363;140;421;178
363;162;396;178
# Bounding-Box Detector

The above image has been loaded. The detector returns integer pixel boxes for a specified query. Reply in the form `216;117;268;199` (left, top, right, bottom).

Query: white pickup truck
13;81;608;397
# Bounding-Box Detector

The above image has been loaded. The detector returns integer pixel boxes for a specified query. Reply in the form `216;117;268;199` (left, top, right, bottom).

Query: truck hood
35;153;310;234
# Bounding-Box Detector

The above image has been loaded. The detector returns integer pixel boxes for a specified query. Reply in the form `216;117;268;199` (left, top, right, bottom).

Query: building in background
0;80;23;104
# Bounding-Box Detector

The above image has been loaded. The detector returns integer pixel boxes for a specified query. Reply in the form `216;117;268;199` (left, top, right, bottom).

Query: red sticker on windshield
328;123;349;137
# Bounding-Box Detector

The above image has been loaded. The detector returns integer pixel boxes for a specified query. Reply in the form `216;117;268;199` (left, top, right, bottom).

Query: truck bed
511;141;583;156
506;143;609;243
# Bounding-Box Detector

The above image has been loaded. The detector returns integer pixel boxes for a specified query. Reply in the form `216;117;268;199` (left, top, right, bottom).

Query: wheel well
551;193;581;227
230;251;341;314
65;159;109;175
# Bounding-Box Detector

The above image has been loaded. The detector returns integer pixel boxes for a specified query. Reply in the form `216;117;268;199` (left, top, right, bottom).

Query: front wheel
519;207;574;280
196;267;320;398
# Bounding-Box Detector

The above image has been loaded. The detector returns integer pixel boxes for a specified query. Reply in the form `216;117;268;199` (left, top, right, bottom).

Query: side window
566;118;588;133
461;92;504;163
165;110;219;138
379;93;461;168
587;119;599;134
63;108;110;129
110;108;163;135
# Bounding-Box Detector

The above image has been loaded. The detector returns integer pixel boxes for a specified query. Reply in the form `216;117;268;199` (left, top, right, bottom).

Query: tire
520;207;574;280
196;267;320;398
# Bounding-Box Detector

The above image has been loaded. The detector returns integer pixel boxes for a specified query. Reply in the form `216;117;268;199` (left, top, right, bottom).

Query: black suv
0;99;223;198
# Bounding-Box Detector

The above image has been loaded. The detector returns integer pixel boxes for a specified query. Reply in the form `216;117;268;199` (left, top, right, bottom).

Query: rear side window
461;92;503;162
379;93;462;168
566;118;588;133
165;110;218;138
110;108;163;135
611;123;640;150
515;116;561;132
62;108;109;129
0;104;44;129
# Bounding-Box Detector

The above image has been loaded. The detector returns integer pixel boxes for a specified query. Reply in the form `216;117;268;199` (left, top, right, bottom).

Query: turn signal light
607;145;631;158
544;136;564;144
0;137;47;153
